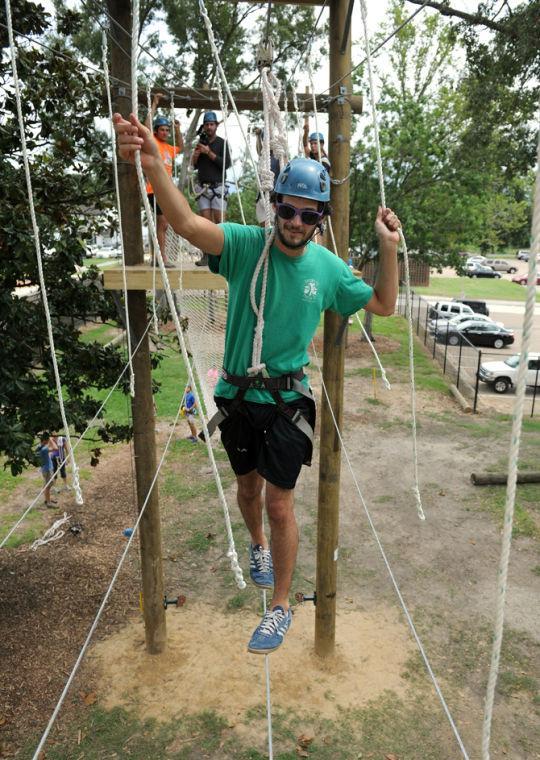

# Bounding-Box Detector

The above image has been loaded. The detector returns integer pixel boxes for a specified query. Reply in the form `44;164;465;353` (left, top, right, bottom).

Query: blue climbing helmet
203;111;218;124
153;116;170;131
309;132;325;143
274;157;330;203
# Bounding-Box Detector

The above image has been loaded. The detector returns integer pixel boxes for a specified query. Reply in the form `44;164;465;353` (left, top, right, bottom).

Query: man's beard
275;217;317;250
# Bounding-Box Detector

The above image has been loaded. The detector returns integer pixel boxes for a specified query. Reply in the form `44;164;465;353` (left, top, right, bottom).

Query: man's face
203;121;218;139
309;140;323;154
274;194;320;251
155;126;170;141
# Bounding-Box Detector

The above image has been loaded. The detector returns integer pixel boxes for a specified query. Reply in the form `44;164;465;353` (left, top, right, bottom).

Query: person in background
49;432;71;492
192;111;231;266
36;432;56;508
182;385;198;443
145;92;184;260
303;116;331;175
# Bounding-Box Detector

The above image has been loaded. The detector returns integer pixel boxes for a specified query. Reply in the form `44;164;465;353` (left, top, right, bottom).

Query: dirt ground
1;335;539;758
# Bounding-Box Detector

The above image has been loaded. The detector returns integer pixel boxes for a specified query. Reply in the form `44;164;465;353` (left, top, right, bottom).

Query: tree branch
404;0;516;35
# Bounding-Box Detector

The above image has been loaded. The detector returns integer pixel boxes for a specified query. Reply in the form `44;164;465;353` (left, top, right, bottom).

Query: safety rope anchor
295;591;317;606
164;594;187;609
256;40;274;70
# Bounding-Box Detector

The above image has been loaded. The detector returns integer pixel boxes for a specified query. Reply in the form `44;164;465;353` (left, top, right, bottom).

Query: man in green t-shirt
114;112;401;655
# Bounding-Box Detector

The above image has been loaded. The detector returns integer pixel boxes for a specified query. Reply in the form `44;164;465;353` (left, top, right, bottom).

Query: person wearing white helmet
114;112;401;656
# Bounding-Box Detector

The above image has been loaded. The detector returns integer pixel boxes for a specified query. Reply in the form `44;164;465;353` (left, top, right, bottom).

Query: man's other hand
375;206;401;246
113;113;161;173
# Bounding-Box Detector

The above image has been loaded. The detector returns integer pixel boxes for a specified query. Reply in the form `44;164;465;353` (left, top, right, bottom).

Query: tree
1;1;134;474
349;0;532;270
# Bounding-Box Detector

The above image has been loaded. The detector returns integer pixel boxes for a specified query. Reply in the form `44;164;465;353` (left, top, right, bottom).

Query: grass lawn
415;276;539;302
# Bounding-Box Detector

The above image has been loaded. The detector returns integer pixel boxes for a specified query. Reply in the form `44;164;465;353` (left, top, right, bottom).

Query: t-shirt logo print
303;279;319;301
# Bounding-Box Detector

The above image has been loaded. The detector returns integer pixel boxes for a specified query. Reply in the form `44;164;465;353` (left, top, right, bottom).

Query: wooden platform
102;265;227;291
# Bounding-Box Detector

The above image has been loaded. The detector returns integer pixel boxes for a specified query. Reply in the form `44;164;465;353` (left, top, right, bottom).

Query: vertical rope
102;32;135;397
131;0;245;590
4;0;83;505
359;0;424;520
145;82;159;330
481;129;540;759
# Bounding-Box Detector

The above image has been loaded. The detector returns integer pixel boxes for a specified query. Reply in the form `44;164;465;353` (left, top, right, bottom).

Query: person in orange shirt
145;93;184;259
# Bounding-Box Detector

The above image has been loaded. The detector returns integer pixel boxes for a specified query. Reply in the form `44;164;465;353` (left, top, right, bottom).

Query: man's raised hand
113;113;161;173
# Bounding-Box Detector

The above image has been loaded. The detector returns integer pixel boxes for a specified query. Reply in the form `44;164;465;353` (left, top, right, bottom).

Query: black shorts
147;194;163;216
215;396;315;490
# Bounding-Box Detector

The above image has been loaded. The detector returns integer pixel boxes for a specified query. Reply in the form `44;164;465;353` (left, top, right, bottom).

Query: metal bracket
164;594;186;609
256;40;274;70
295;591;317;606
337;85;347;105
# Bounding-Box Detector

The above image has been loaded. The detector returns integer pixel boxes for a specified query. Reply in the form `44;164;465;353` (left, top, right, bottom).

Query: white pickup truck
478;353;540;394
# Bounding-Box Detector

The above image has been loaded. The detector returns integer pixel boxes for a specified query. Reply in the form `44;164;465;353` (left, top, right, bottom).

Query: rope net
163;227;227;419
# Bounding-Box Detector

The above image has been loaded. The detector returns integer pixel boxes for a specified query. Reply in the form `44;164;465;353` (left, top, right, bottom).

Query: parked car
428;301;475;321
466;263;501;279
516;250;530;261
484;258;518;274
511;273;540;286
478;353;540;394
465;256;487;265
437;322;514;349
429;313;502;335
451;298;490;316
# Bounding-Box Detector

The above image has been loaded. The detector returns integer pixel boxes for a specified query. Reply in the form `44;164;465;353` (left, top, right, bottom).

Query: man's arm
303;115;310;157
364;207;400;316
174;120;184;153
114;113;224;255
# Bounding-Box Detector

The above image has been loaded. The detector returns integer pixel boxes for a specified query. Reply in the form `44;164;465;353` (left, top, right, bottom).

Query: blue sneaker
249;544;274;589
247;606;292;654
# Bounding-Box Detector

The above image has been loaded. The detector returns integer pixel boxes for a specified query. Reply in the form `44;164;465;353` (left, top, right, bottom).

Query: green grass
79;323;120;345
477;485;539;538
414;276;540;302
0;509;46;548
348;314;450;394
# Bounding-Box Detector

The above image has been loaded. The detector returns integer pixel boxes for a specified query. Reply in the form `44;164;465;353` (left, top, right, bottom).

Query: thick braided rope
481;131;540;759
30;512;71;551
5;0;83;506
359;0;424;520
131;0;245;590
102;32;135;397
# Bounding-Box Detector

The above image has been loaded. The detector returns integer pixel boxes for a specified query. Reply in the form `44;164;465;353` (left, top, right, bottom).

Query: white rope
310;339;470;759
481;130;540;759
326;216;391;391
359;0;424;521
0;318;153;549
146;82;159;331
30;513;71;551
31;400;185;760
291;86;305;158
4;0;83;506
132;0;245;590
102;32;135;397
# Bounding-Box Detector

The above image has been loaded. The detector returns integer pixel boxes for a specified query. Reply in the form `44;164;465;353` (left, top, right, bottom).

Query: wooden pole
315;0;352;658
108;0;166;655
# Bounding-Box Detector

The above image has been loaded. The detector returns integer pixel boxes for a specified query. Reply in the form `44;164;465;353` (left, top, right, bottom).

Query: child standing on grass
183;385;198;443
49;432;71;492
36;432;56;508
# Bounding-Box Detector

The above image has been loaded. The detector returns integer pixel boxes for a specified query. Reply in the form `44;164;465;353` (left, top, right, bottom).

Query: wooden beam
102;265;227;291
139;88;362;115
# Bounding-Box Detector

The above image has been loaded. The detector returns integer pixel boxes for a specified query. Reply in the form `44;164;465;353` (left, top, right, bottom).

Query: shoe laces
258;608;286;636
253;545;271;573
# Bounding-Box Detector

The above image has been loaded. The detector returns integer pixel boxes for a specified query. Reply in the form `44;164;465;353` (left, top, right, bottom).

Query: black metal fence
396;287;539;416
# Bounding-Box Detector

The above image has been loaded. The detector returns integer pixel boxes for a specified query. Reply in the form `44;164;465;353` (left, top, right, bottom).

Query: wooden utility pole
315;0;352;658
108;0;166;654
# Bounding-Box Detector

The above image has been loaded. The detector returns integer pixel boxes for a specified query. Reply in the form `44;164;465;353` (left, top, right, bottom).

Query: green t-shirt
209;223;373;403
